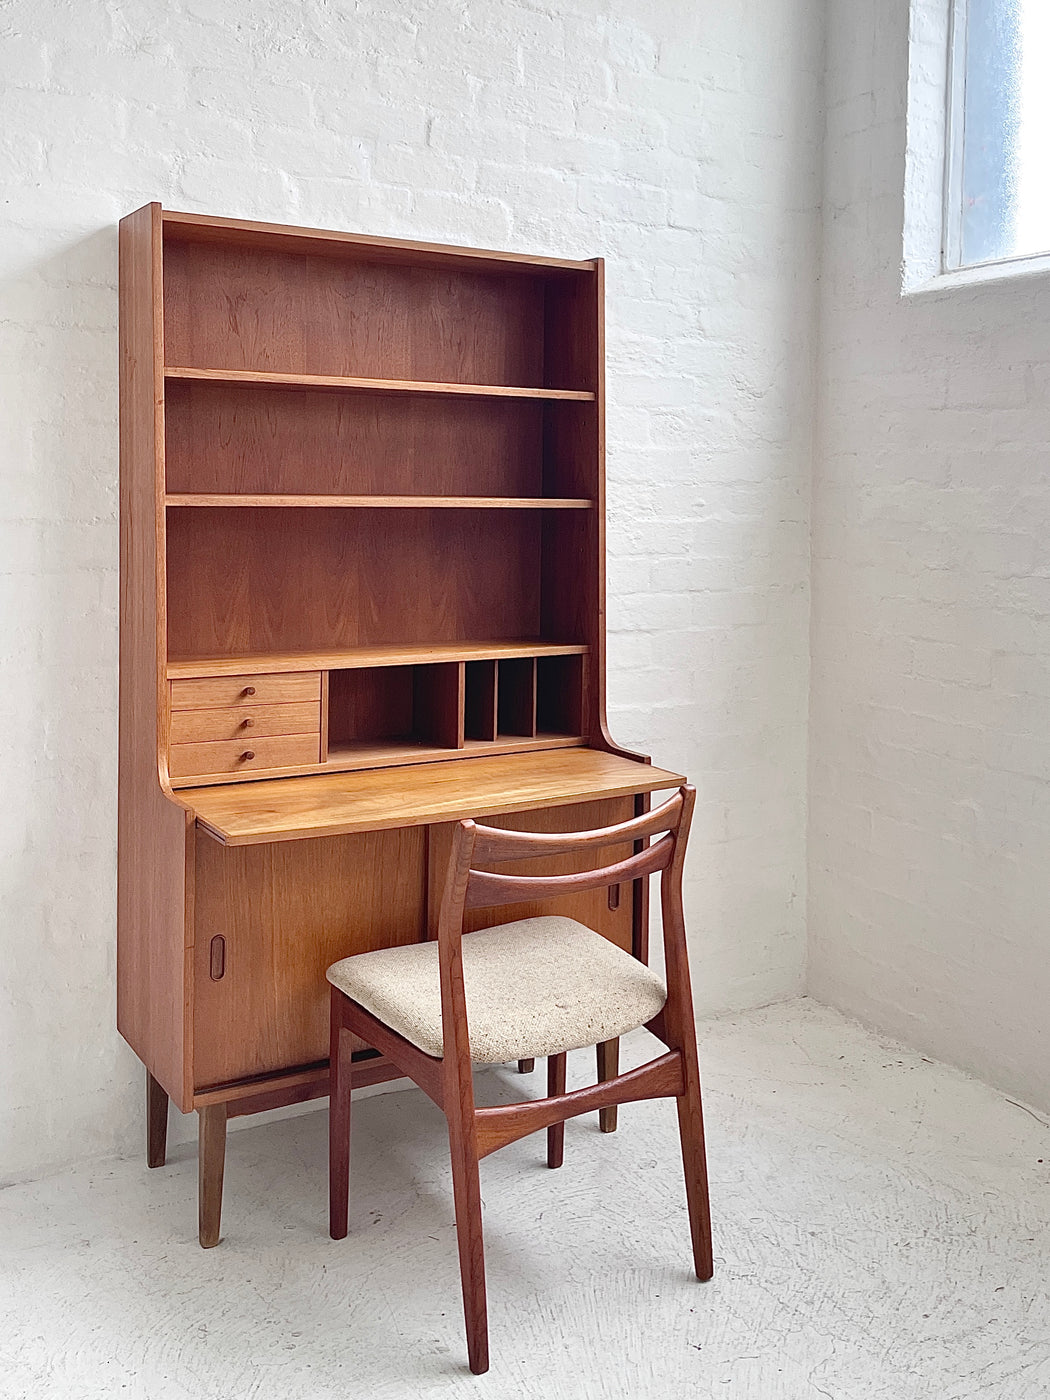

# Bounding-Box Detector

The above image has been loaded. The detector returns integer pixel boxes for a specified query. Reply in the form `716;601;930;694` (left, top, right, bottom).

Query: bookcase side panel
118;203;194;1110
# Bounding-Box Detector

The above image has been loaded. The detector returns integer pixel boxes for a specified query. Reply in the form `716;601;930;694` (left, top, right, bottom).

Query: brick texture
811;0;1050;1113
0;0;822;1179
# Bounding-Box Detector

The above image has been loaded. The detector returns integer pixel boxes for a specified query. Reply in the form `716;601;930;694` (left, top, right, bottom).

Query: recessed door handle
209;935;226;981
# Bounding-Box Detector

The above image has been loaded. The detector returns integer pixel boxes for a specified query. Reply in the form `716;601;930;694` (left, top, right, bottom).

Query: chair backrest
433;786;696;1070
461;786;692;911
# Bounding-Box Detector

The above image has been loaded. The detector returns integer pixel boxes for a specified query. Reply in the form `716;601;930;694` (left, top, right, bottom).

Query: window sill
903;251;1050;298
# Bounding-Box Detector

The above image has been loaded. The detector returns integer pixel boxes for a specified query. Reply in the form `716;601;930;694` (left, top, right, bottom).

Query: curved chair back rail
468;786;684;862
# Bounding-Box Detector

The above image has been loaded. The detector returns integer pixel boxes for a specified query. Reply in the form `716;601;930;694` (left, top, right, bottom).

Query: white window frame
941;0;968;272
903;0;1050;295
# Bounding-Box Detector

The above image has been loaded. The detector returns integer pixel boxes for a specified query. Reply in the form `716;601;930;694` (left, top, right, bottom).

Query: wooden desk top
177;748;685;846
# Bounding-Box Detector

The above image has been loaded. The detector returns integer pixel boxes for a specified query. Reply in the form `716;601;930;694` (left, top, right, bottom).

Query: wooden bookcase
118;204;684;1244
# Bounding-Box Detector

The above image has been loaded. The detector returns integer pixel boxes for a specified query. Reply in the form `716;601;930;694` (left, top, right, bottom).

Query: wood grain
168;640;586;679
325;785;703;1369
198;1102;226;1248
170;672;321;709
546;1053;566;1167
655;787;714;1280
117;201;196;1112
165;367;595;401
166;494;592;509
170;701;320;744
170;733;320;780
316;734;583;780
191;824;426;1088
121;208;675;1259
163;237;581;389
146;1069;168;1168
596;1038;619;1133
464;834;673;910
496;656;536;738
180;750;684;846
328;999;352;1240
162;207;596;276
165;508;541;659
470;787;683;862
536;653;586;737
464;661;498;742
164;378;548;498
426;798;637;953
472;1052;684;1159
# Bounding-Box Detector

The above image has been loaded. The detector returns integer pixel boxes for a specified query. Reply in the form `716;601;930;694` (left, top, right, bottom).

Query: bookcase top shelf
167;640;589;679
164;367;595;401
161;207;599;277
165;494;594;510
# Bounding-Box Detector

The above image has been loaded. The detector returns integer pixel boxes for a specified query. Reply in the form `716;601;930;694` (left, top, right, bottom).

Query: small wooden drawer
170;702;320;745
170;672;321;711
169;734;320;781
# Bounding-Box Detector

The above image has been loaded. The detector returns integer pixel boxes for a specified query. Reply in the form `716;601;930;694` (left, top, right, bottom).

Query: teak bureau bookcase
118;204;684;1245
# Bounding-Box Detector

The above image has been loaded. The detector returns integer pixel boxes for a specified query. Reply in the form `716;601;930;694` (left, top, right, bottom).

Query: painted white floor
2;998;1048;1400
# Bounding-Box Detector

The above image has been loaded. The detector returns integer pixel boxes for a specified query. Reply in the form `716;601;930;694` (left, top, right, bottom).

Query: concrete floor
2;999;1048;1400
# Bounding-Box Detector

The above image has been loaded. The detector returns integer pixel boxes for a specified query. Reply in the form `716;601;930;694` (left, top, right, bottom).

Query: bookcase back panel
542;400;600;499
544;275;600;394
164;380;544;496
165;508;541;659
163;241;551;386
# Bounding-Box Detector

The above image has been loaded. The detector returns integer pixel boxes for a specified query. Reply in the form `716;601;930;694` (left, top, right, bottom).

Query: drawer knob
240;750;255;761
242;685;257;697
241;717;255;729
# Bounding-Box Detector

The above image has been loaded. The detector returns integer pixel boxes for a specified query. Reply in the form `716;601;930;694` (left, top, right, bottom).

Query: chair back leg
596;1038;619;1132
446;1101;489;1374
674;1026;714;1280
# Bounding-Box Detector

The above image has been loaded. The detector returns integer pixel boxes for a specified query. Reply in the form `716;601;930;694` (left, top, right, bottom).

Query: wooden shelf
165;493;594;510
179;749;685;845
165;366;595;401
161;208;597;276
167;640;588;680
327;733;583;767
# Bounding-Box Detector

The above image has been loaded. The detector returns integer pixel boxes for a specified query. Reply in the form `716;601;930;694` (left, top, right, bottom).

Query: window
946;0;1050;270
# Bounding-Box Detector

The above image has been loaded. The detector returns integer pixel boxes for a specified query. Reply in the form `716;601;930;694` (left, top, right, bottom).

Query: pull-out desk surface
179;748;685;846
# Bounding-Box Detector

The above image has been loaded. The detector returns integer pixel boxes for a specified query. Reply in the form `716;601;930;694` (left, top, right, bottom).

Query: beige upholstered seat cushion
326;916;667;1063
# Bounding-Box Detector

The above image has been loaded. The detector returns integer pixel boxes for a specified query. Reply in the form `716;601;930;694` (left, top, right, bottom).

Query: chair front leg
329;989;353;1241
546;1053;566;1168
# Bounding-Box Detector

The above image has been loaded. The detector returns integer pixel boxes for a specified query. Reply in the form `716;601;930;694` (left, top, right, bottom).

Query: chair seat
326;916;668;1063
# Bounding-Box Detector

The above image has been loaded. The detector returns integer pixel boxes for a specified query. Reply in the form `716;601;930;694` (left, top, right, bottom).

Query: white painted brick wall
0;0;822;1181
811;0;1050;1113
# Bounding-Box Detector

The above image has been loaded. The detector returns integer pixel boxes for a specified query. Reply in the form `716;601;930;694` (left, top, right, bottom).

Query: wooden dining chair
326;785;713;1375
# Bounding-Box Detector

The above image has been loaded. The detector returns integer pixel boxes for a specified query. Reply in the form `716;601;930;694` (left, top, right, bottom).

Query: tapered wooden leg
517;1058;534;1074
197;1103;227;1249
146;1069;168;1169
546;1053;566;1168
675;1046;714;1280
329;992;352;1241
447;1107;488;1374
597;1038;619;1133
676;1086;713;1280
